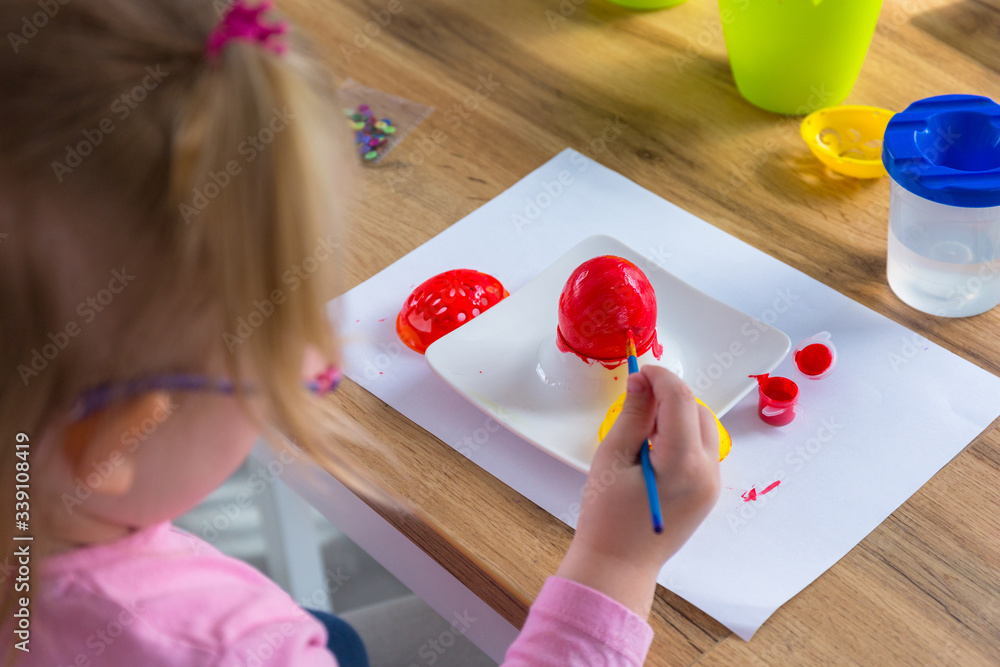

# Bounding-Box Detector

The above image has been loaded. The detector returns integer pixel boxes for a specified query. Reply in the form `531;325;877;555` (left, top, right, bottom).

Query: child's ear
63;392;172;497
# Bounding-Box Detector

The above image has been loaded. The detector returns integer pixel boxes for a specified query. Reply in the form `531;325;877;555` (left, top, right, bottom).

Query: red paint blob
397;269;509;354
764;379;797;402
556;255;662;367
795;343;833;376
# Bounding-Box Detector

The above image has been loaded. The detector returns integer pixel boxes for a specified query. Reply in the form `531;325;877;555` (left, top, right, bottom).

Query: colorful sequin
344;104;396;161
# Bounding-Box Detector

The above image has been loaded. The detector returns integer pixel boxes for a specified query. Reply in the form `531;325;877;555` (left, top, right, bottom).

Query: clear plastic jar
883;95;1000;317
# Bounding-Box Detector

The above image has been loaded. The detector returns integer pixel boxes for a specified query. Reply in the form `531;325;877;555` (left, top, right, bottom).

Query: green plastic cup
607;0;688;8
719;0;883;115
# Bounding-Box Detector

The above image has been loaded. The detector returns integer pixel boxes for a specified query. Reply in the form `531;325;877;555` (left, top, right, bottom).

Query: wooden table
278;0;1000;663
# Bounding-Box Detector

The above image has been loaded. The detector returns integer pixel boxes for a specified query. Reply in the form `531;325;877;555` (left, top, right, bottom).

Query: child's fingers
644;366;704;462
696;402;720;457
597;371;657;462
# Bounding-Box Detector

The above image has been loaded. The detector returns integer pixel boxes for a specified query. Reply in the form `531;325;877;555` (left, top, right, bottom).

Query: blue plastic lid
882;94;1000;208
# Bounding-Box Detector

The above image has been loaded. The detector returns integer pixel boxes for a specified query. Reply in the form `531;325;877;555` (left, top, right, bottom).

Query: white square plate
425;235;790;473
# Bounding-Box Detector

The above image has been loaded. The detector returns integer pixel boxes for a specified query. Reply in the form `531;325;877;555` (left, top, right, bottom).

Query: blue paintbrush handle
627;349;663;533
639;439;664;534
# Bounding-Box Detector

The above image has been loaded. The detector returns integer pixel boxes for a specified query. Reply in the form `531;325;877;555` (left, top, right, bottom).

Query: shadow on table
911;0;1000;74
756;149;884;203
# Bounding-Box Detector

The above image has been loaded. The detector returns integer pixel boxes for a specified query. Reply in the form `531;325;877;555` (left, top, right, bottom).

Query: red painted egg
556;255;662;366
397;269;509;354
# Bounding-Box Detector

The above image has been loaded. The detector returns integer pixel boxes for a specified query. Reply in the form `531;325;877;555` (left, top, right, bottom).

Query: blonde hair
0;0;387;646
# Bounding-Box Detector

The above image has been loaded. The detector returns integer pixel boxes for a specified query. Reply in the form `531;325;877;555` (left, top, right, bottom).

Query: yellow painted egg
598;393;732;462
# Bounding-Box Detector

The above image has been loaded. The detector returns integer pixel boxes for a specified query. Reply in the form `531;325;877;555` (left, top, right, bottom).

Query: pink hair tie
206;0;288;59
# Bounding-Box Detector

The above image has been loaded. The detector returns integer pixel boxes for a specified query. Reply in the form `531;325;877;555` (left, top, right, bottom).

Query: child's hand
555;365;721;617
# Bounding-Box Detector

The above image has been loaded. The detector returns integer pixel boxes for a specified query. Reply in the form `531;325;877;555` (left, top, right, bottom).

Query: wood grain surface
276;0;1000;663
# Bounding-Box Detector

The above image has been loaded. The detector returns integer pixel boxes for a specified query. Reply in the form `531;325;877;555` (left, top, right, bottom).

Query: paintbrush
627;330;664;534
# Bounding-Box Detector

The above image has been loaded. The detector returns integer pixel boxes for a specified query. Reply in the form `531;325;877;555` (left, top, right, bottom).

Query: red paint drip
795;343;833;376
555;255;662;368
742;480;781;502
378;318;386;322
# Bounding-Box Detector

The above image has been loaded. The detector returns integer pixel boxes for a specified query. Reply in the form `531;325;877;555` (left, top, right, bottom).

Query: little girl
0;1;721;665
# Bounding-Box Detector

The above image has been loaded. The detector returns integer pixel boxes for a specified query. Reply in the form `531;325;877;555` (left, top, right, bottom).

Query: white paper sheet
334;149;1000;641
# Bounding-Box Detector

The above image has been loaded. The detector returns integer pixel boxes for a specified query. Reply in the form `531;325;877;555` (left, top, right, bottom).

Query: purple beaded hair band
69;366;342;422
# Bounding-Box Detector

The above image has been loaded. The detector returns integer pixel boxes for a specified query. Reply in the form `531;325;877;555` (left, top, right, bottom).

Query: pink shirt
23;523;652;666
